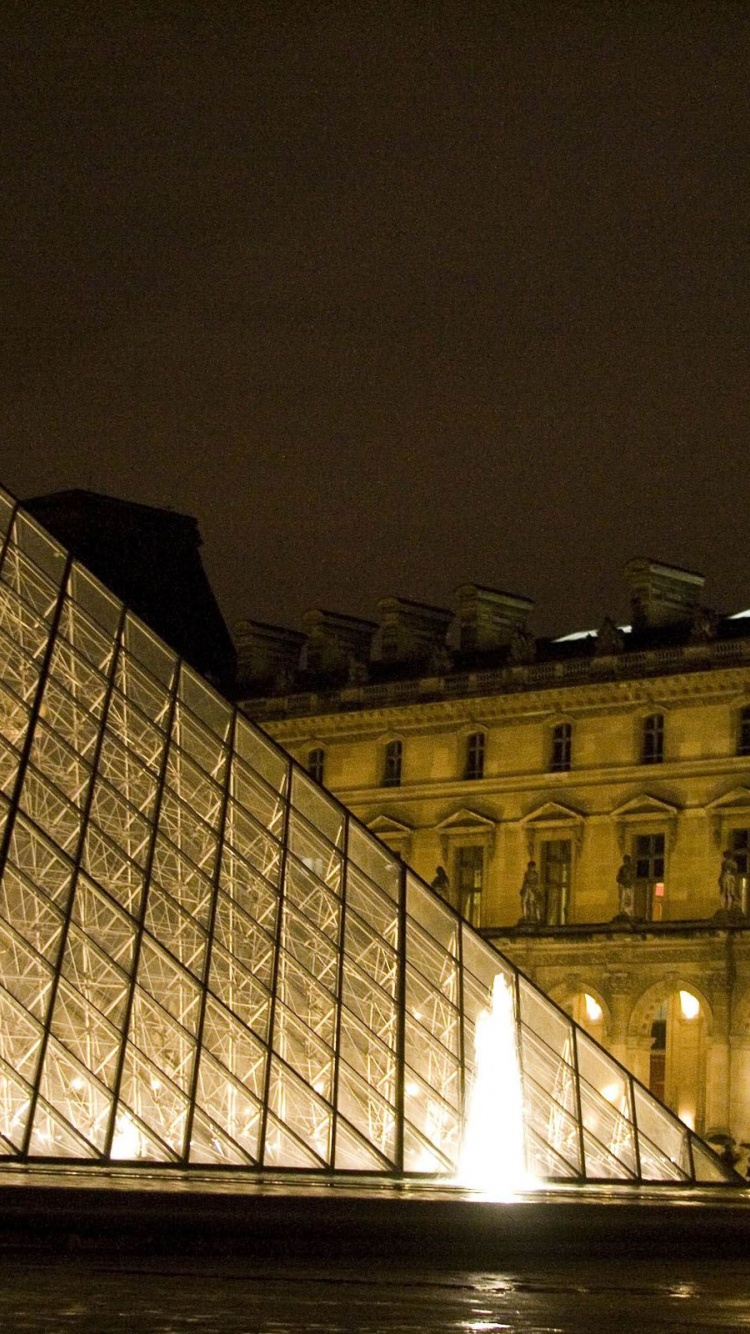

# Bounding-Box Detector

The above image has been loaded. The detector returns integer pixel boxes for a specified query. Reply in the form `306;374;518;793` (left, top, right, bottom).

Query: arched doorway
633;987;707;1134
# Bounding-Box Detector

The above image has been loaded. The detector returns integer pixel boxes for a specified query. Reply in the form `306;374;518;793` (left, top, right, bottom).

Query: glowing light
679;1109;695;1130
457;973;535;1198
70;1076;85;1091
111;1113;141;1159
680;990;700;1021
405;1081;420;1098
584;994;603;1023
602;1083;620;1104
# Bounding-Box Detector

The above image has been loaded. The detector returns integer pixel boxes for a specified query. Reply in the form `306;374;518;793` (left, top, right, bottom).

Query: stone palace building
237;560;750;1155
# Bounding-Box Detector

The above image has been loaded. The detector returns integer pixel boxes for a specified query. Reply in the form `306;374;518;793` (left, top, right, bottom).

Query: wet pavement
0;1258;748;1332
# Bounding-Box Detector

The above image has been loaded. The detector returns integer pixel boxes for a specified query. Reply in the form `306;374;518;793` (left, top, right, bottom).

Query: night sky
1;3;749;640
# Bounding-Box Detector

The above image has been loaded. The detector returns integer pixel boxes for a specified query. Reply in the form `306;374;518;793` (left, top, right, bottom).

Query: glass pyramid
0;487;732;1182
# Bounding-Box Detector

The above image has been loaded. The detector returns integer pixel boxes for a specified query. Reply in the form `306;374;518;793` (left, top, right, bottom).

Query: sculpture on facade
519;860;543;924
431;865;450;898
615;854;636;919
718;850;742;915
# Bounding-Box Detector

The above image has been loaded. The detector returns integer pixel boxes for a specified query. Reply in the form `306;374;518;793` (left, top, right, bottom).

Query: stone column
729;1038;750;1145
607;972;632;1067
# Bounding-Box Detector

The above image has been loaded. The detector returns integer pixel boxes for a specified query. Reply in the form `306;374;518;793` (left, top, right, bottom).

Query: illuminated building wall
0;489;731;1181
241;575;750;1153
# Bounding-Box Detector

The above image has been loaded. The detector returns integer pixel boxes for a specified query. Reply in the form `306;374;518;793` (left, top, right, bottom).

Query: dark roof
25;489;236;691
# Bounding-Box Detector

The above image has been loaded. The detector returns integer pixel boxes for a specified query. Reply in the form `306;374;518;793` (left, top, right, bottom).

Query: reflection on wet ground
0;1260;748;1333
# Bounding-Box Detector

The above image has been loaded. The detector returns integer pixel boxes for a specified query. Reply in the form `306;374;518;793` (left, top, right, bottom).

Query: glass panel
230;757;285;840
67;565;121;634
234;714;289;794
29;1097;97;1159
406;873;458;954
189;1106;253;1166
37;1036;112;1150
691;1138;734;1183
336;1058;397;1162
347;822;400;900
14;512;67;585
334;1117;390;1171
123;614;176;686
178;662;232;738
633;1084;690;1177
291;768;344;850
193;1058;262;1159
118;1045;188;1157
345;863;399;947
268;1057;331;1164
287;813;342;896
406;920;459;1006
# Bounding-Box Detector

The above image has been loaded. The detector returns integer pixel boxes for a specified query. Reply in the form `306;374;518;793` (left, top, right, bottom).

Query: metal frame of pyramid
0;486;733;1182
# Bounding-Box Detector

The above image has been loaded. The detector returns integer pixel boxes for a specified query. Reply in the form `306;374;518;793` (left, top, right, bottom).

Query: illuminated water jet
457;973;536;1197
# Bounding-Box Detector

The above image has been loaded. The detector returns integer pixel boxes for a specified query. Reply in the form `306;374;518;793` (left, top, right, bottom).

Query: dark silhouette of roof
25;489;236;692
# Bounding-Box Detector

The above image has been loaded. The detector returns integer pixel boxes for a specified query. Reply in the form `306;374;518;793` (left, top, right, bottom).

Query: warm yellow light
405;1081;420;1098
679;1109;695;1130
602;1083;620;1104
584;993;603;1023
458;973;536;1197
680;990;700;1021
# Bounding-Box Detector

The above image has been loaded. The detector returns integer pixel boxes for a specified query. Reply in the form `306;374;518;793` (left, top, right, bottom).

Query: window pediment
435;807;495;859
366;814;413;859
610;793;680;820
611;793;681;852
705;787;750;848
520;800;585;856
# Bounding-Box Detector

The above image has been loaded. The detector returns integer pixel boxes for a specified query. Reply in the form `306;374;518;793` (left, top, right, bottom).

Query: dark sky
1;2;749;639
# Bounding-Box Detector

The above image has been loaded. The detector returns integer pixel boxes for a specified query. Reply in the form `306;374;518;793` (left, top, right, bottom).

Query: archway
630;985;708;1134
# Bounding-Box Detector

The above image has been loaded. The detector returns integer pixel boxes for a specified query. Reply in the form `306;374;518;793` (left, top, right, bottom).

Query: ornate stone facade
238;561;750;1152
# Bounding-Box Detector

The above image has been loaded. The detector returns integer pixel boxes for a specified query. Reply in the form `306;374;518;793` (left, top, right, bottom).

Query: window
454;844;483;927
308;747;324;785
540;839;571;924
738;707;750;757
634;832;665;920
730;828;750;914
382;739;402;787
465;731;485;781
550;722;572;772
642;713;664;764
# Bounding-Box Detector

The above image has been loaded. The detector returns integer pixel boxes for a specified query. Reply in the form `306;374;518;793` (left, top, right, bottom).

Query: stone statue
431;865;450;897
616;854;636;918
520;860;542;924
719;850;741;914
596;617;625;656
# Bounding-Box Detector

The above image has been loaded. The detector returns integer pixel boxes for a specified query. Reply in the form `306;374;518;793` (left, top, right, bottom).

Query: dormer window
465;732;485;781
642;713;664;765
308;747;325;784
382;739;402;787
550;722;571;772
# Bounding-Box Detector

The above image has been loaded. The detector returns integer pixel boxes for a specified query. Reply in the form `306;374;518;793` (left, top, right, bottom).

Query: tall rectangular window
642;713;664;764
738;707;750;757
382;739;402;787
730;828;750;914
308;747;324;785
454;844;483;927
550;722;572;772
634;832;665;920
465;731;485;780
540;839;571;924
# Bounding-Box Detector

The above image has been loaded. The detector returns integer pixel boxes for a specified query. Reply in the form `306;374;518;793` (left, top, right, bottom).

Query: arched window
382;739;402;787
464;731;485;781
308;747;324;785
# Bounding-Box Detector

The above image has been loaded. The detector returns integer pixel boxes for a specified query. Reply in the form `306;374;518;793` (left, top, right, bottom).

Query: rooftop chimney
301;609;376;674
625;559;705;631
235;620;305;693
373;598;453;664
454;584;535;652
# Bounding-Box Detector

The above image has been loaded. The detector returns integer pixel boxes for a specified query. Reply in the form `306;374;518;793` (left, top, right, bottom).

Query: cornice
328;755;750;809
256;663;750;742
